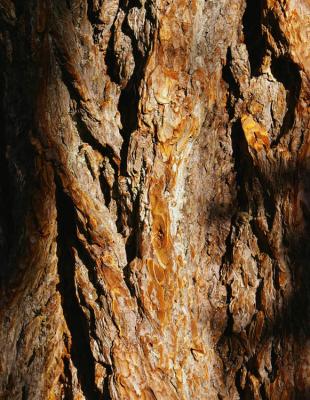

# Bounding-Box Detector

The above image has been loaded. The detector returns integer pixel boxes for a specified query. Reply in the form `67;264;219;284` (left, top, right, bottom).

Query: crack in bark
117;25;152;176
102;3;156;302
57;67;119;163
218;4;294;390
271;56;301;146
0;90;10;273
72;112;119;171
243;0;264;76
56;178;102;400
54;6;143;317
222;47;241;115
62;355;74;400
243;0;302;146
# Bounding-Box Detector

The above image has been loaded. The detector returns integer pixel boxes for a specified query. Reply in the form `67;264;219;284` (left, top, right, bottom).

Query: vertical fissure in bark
99;171;113;208
55;179;101;400
73;273;113;400
121;189;142;300
224;283;234;337
61;355;74;400
73;112;119;170
244;0;302;148
54;52;119;164
105;1;155;175
105;25;120;85
0;18;37;284
118;83;140;176
231;120;252;212
86;0;103;25
250;219;273;258
103;3;156;300
220;57;254;358
235;368;245;398
220;52;250;268
285;227;310;339
264;10;289;50
101;363;113;400
222;47;241;118
271;56;301;145
63;205;115;398
219;13;289;388
117;45;147;175
0;79;10;272
269;340;278;383
242;0;264;76
21;385;29;400
260;382;269;400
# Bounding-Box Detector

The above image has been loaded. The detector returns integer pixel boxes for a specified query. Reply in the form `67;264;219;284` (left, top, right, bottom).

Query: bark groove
0;0;309;399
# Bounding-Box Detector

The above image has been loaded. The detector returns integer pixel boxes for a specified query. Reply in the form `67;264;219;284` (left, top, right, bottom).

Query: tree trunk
0;0;309;398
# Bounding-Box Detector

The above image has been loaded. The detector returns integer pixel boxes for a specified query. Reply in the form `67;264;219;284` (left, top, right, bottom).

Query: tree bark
0;0;309;398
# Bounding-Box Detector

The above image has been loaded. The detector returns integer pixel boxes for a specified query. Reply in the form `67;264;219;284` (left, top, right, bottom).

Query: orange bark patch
241;114;270;151
149;178;173;270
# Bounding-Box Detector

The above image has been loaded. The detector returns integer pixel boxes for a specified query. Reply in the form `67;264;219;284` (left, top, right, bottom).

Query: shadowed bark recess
0;0;309;399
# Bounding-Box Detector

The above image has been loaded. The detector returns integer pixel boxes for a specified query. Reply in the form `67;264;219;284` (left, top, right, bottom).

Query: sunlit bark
0;0;309;398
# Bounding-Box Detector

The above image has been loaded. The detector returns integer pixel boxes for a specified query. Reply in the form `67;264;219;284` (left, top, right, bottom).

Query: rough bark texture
0;0;309;399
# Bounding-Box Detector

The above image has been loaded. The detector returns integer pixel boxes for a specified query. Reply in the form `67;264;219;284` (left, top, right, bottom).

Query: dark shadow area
264;9;289;50
0;65;10;272
219;7;310;388
105;0;155;176
56;179;103;400
271;56;302;145
222;47;241;119
219;48;308;395
231;119;253;212
243;0;264;76
0;13;37;286
214;121;310;398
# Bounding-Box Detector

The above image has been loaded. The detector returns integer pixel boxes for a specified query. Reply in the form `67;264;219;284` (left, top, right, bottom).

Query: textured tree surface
0;0;309;398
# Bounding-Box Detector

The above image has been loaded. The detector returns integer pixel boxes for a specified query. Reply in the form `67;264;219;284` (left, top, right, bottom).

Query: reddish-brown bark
0;0;309;398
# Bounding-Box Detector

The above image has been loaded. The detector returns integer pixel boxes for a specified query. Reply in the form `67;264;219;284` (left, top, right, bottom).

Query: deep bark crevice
224;283;234;336
21;385;28;400
250;219;273;258
0;83;11;271
243;0;264;76
231;120;253;212
56;178;101;400
105;26;120;85
86;0;104;25
105;1;155;176
121;195;142;300
99;172;112;208
260;383;269;400
235;368;245;399
222;47;241;117
74;234;106;303
271;56;301;145
72;112;119;170
268;340;278;383
0;17;37;284
61;356;74;400
71;223;115;398
53;44;120;164
264;9;289;50
101;363;113;400
104;6;155;301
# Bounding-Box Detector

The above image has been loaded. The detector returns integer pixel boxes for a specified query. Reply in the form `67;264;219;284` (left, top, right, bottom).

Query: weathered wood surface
0;0;309;398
